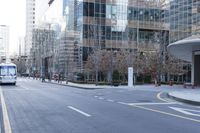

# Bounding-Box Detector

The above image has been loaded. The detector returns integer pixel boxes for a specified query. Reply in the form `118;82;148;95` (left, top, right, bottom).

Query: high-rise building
170;0;200;43
18;37;25;56
31;0;170;80
0;25;9;60
69;0;170;69
25;0;36;56
30;0;82;78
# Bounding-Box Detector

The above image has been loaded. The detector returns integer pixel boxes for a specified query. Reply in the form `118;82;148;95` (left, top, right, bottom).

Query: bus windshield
0;66;16;76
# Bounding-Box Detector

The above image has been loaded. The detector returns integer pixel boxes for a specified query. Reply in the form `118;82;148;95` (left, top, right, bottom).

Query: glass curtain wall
79;0;169;61
170;0;200;43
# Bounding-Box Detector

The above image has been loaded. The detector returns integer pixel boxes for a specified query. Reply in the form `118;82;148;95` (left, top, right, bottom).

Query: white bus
0;63;17;85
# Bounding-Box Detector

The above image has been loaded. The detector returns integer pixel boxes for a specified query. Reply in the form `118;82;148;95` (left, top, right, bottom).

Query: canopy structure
168;35;200;62
168;35;200;85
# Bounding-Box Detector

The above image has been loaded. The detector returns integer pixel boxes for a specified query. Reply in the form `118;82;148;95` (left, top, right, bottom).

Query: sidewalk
44;79;127;89
168;89;200;106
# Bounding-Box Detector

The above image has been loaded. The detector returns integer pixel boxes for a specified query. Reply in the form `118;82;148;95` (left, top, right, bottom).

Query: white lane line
94;96;99;98
107;99;114;102
169;106;200;117
98;97;104;100
118;102;128;105
118;101;200;123
128;102;179;106
0;88;12;133
133;105;200;123
117;102;178;106
67;106;91;117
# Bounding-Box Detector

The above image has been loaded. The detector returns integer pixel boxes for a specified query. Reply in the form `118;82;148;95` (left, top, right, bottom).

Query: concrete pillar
191;52;194;85
194;51;200;86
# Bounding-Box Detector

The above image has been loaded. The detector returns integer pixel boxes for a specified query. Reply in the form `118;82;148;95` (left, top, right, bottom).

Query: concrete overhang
168;35;200;62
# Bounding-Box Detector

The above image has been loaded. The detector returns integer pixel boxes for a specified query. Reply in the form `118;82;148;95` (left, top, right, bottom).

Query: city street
0;78;200;133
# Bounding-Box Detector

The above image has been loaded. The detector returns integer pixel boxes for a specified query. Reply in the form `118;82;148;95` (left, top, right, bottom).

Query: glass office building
170;0;200;43
31;0;170;77
67;0;170;63
168;0;200;84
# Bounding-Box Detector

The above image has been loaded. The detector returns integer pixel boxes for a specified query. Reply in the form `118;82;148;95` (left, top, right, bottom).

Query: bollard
192;84;195;89
169;80;173;86
183;82;186;88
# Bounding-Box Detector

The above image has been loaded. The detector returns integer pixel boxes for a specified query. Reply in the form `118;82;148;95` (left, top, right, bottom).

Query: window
83;2;88;16
89;3;94;17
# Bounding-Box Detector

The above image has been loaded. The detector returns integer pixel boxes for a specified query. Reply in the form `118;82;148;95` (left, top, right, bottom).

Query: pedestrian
58;73;61;83
42;74;45;82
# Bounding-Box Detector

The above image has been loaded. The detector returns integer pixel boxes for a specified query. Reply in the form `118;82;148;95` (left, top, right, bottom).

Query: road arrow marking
169;106;200;117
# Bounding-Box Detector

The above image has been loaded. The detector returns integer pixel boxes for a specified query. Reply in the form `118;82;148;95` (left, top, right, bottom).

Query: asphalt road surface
0;78;200;133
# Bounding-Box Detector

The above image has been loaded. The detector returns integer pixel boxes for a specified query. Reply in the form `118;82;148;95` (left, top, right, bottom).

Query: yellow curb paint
157;92;170;103
0;88;12;133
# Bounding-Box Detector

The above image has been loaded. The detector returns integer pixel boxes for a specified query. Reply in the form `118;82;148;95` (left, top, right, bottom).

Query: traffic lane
3;81;200;133
18;79;164;104
92;89;163;103
10;83;200;132
14;80;200;125
3;85;200;133
92;89;200;123
1;85;103;133
3;83;157;133
13;80;200;123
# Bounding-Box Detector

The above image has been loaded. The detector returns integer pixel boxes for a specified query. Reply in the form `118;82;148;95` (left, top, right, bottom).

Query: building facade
168;0;200;85
0;25;9;61
30;0;170;80
70;0;169;70
170;0;200;43
30;0;82;79
25;0;36;56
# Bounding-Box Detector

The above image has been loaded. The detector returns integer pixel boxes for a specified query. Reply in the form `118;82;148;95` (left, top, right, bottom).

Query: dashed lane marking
98;97;104;100
68;106;91;117
107;99;114;102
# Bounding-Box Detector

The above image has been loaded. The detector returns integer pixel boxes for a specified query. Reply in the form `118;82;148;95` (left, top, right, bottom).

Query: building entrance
194;54;200;86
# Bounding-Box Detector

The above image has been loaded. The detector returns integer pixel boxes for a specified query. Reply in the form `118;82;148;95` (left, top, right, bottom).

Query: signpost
128;67;133;87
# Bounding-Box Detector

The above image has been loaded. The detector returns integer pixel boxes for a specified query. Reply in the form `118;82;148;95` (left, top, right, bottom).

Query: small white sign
128;67;133;87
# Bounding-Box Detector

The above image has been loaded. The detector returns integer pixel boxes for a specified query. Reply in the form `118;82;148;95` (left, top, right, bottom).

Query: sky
0;0;26;55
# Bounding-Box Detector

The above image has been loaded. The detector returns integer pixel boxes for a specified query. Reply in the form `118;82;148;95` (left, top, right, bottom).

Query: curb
167;93;200;106
22;77;119;89
42;81;105;90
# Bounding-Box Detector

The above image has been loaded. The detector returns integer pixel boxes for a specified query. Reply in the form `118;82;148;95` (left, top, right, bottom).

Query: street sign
128;67;133;87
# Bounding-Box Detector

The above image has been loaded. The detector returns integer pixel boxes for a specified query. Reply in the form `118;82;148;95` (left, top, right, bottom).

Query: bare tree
164;54;188;82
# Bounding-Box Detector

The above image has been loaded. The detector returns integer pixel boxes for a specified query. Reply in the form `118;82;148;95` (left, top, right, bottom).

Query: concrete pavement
168;90;200;106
